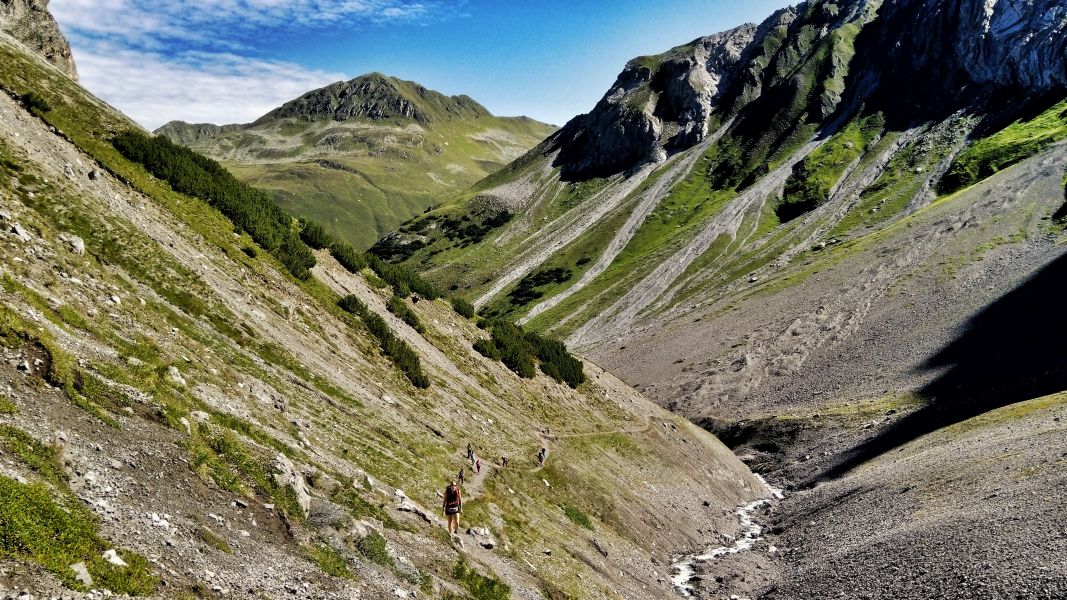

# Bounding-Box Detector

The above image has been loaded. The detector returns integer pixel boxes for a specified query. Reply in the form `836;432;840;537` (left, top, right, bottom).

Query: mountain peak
257;72;492;124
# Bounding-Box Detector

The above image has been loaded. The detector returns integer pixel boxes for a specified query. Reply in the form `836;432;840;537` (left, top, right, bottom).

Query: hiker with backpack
443;479;463;535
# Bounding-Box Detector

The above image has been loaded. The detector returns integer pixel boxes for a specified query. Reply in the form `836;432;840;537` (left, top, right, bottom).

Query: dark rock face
258;73;492;124
548;25;757;180
0;0;77;79
548;0;1067;181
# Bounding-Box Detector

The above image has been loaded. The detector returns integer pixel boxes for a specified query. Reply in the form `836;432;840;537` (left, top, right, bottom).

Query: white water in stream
671;474;784;597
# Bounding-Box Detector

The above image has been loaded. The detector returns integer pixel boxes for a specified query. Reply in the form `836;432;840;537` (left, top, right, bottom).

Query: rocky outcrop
546;0;1067;181
549;25;756;180
258;72;492;124
0;0;76;79
154;121;246;146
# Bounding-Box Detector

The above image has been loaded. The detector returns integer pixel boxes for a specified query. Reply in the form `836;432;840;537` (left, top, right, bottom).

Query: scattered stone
591;539;609;557
10;223;32;243
88;170;100;180
58;233;85;255
70;562;92;588
273;453;311;516
102;549;128;567
167;366;187;387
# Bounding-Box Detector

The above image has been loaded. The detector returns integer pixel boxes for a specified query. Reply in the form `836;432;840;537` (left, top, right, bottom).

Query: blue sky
51;0;792;130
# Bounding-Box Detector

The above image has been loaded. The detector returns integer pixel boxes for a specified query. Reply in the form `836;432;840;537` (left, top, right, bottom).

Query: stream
671;474;784;597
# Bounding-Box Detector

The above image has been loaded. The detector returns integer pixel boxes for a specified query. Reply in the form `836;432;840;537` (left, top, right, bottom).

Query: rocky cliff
547;0;1066;181
0;0;76;79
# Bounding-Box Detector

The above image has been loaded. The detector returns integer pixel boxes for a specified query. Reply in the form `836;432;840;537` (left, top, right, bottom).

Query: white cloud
47;0;453;129
75;44;346;130
51;0;437;47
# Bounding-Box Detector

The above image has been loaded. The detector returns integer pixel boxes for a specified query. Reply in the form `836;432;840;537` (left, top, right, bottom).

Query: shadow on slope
810;251;1067;485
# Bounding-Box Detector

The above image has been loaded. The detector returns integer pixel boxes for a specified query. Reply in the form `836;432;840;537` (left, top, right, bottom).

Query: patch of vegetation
331;487;405;531
562;504;594;530
507;267;573;306
474;320;585;388
357;531;394;568
387;295;424;333
195;527;232;554
777;115;884;222
19;91;51;115
0;426;157;594
0;397;15;414
111;130;316;280
939;99;1067;195
306;543;352;579
452;296;476;319
366;254;441;299
452;559;510;600
338;295;430;388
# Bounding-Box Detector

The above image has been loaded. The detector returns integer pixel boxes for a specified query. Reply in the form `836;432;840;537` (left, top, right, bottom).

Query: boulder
273;453;311;516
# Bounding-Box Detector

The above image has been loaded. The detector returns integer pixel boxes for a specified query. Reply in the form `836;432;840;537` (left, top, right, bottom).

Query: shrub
329;241;367;273
474;320;584;387
338;295;430;389
451;297;476;319
299;219;332;250
112;130;316;279
357;532;394;568
366;255;441;300
20;92;51;114
387;295;424;333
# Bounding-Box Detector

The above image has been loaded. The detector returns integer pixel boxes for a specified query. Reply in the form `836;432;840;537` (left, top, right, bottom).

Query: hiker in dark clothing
443;479;463;535
538;447;546;466
475;458;481;474
458;468;465;484
501;456;508;468
466;443;474;462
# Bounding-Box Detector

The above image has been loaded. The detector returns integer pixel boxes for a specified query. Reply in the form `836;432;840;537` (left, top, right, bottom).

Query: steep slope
0;28;765;599
375;0;1067;596
156;74;557;249
0;0;76;79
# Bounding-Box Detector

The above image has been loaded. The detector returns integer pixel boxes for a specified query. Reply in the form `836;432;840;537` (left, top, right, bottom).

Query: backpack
445;485;461;509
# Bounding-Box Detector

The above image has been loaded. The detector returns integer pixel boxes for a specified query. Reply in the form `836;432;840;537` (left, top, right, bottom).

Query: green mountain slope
156;74;556;249
0;28;761;599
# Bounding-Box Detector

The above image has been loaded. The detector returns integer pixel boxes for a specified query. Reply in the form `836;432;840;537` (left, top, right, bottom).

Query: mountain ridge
155;73;557;249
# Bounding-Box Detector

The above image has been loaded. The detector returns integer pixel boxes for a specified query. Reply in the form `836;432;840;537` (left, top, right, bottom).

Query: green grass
167;113;555;249
357;531;394;568
195;527;233;554
452;559;511;600
306;543;353;579
939;99;1067;194
778;114;885;221
0;425;156;594
562;505;594;531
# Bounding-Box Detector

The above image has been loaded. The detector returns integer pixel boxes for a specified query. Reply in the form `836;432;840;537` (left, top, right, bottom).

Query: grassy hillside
0;33;763;598
157;76;556;249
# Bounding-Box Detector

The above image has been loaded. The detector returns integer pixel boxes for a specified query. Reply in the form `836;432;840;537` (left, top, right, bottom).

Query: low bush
338;295;430;388
112;130;316;279
451;296;476;319
387;295;424;333
474;320;585;387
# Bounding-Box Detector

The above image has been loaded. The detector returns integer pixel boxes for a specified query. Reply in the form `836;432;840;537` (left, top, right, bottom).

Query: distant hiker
501;456;508;468
458;468;465;484
475;458;482;474
538;447;546;466
443;479;463;534
466;443;474;461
